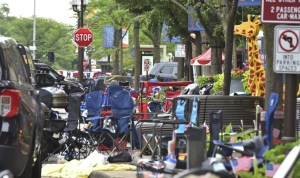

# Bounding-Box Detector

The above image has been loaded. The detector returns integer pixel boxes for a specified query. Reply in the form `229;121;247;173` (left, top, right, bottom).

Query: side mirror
35;73;55;88
57;75;65;82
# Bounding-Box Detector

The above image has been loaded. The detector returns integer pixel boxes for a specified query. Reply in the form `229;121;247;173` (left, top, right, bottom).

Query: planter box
230;78;244;94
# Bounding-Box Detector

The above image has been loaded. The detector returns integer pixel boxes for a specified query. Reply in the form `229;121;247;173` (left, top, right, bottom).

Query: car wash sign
274;25;300;74
261;0;300;24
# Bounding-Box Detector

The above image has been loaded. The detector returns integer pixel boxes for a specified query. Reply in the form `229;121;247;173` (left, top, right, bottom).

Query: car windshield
48;70;58;80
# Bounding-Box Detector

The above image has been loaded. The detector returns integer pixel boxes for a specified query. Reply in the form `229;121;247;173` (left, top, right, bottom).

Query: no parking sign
274;25;300;74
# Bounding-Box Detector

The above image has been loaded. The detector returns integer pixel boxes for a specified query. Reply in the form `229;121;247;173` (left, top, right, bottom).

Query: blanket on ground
42;160;136;178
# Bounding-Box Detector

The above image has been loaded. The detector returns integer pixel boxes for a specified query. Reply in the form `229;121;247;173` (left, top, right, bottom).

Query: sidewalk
88;170;136;178
42;108;140;178
42;150;141;178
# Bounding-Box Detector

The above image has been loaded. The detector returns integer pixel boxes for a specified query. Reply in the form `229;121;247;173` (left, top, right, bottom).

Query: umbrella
191;48;225;65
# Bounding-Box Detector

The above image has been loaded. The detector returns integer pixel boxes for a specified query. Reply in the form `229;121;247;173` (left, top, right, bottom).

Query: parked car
149;62;178;82
0;36;44;178
34;61;84;94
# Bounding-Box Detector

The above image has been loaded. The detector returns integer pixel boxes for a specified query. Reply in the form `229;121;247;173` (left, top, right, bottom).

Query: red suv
0;36;44;178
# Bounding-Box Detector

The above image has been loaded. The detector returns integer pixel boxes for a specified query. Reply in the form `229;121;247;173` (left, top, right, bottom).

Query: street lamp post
86;46;95;72
72;0;87;83
30;0;37;60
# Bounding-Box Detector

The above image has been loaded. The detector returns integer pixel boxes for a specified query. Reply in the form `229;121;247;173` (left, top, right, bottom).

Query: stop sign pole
73;28;94;82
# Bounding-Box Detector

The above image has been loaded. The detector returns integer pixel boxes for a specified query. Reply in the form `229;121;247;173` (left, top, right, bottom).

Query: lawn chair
42;92;90;162
84;84;137;161
165;97;206;169
211;93;279;173
138;96;206;169
163;89;182;113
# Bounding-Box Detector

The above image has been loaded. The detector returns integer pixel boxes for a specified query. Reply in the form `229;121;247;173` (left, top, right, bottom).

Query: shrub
196;68;250;94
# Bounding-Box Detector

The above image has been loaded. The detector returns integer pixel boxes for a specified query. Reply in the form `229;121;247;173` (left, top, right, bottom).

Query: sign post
274;25;300;142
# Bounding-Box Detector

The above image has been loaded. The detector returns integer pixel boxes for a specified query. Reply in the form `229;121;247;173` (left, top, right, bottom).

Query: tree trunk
263;24;283;109
222;13;236;95
210;38;223;75
193;31;203;77
120;29;124;75
153;23;162;63
185;39;193;81
113;28;122;75
177;57;184;81
134;20;141;90
195;31;203;55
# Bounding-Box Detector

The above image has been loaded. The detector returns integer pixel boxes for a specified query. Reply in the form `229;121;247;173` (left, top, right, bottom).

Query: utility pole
30;0;37;60
72;0;87;83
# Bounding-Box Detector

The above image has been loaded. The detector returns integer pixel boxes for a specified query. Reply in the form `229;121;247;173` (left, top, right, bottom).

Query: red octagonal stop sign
74;28;94;47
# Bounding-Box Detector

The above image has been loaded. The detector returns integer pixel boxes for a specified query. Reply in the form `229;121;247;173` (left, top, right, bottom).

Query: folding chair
164;97;207;169
163;89;182;112
42;92;90;162
137;112;173;158
137;96;191;159
207;110;223;157
85;85;137;160
211;93;279;173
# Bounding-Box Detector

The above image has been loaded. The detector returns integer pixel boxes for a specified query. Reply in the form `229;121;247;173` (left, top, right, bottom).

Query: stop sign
74;28;93;47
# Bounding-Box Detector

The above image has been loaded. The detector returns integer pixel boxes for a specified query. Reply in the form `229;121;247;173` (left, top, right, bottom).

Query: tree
2;17;76;70
0;3;9;18
263;24;283;109
141;9;163;64
211;0;239;95
114;0;158;88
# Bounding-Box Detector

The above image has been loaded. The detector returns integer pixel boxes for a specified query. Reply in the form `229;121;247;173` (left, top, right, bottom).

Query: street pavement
42;150;139;178
42;108;139;178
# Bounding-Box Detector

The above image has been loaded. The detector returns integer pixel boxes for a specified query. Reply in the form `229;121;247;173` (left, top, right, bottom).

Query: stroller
84;84;138;161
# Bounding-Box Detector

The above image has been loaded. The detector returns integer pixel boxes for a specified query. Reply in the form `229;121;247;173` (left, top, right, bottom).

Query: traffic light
48;51;55;63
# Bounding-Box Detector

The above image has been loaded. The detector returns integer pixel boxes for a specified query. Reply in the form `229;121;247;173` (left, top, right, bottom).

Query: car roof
0;36;18;48
150;62;177;74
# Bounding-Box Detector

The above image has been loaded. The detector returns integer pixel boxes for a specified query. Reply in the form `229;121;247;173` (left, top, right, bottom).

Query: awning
191;48;225;65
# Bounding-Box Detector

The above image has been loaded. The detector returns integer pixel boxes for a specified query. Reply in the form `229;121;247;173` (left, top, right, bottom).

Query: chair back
106;84;123;106
190;97;199;127
209;110;223;141
109;87;134;133
85;90;104;116
38;89;53;109
94;79;106;91
266;92;279;148
207;110;223;157
164;89;182;112
67;92;84;131
173;97;198;134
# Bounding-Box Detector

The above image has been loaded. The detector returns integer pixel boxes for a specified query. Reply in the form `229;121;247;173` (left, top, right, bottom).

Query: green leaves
2;17;76;70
